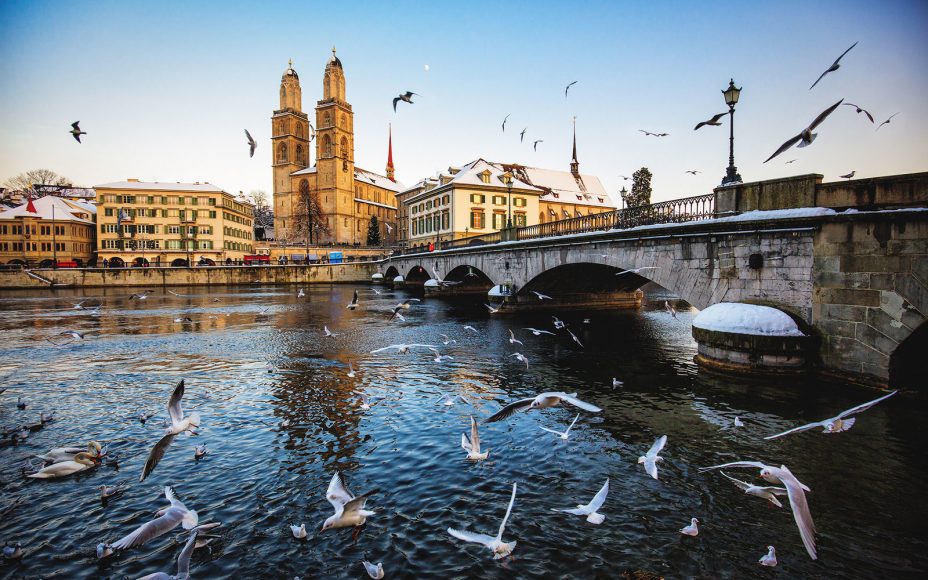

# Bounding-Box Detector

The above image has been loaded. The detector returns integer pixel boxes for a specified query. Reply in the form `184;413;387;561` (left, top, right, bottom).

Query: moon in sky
424;64;430;72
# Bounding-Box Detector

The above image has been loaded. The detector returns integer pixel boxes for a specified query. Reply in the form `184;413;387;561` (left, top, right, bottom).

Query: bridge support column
495;290;644;312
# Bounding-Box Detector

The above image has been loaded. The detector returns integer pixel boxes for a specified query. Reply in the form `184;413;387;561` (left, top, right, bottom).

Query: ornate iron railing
394;193;716;255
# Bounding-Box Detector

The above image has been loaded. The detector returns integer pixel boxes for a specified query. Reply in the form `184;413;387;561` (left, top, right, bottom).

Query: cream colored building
94;180;255;267
0;195;96;267
272;51;403;245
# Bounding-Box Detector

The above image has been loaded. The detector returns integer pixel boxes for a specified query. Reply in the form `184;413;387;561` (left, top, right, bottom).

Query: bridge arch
405;264;430;285
444;264;495;286
519;262;652;296
384;265;400;280
889;321;927;390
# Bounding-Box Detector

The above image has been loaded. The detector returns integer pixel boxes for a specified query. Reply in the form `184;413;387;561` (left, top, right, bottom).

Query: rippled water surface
0;284;925;579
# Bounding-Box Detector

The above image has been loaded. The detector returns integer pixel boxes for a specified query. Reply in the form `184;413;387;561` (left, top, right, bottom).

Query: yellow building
0;195;96;267
94;180;255;267
272;50;403;245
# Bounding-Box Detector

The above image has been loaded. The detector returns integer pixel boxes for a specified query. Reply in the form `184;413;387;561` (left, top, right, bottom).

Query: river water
0;284;924;579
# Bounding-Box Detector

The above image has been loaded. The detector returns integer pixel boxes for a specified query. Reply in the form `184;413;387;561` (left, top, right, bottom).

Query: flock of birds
0;279;904;575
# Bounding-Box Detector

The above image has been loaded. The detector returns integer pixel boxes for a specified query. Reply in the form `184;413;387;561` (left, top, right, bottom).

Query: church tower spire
271;59;311;241
570;116;580;176
386;123;395;182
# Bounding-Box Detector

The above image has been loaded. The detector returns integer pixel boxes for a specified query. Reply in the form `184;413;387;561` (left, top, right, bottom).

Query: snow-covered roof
94;181;225;193
354;167;405;193
291;166;318;176
355;198;397;210
499;163;615;208
693;303;805;337
0;195;95;224
64;199;97;215
405;159;542;204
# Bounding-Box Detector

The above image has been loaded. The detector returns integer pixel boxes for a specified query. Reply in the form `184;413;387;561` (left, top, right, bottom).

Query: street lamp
499;171;514;229
721;78;743;186
619;186;628;210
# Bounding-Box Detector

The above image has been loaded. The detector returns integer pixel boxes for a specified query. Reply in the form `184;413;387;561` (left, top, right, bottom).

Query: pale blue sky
1;0;926;203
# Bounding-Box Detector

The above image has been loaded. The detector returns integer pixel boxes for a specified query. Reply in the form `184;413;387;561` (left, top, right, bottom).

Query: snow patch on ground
424;279;440;287
693;302;805;336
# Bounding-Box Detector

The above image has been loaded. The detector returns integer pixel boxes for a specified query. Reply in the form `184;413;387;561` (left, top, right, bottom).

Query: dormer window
576;195;583;200
479;170;492;184
597;197;604;203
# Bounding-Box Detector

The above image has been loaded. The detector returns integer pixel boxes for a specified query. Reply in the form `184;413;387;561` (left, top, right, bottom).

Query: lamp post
721;78;743;186
498;171;514;229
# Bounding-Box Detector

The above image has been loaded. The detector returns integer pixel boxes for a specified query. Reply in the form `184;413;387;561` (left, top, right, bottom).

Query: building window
323;134;332;157
470;210;485;229
513;197;526;207
514;213;527;227
492;195;505;205
340;136;348;158
426;201;432;210
492;212;506;230
296;144;304;165
277;142;288;163
470;194;485;204
480;170;491;184
324;112;331;127
296;124;303;139
441;211;449;230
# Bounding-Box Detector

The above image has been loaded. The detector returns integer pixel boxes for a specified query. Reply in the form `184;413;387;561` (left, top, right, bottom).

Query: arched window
296;144;304;165
323;134;332;157
296;124;303;139
277;142;288;162
324;112;331;127
340;137;348;159
280;119;287;135
539;212;545;223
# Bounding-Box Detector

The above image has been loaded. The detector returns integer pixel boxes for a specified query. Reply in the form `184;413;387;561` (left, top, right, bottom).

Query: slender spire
570;116;579;176
386;123;395;181
25;192;37;214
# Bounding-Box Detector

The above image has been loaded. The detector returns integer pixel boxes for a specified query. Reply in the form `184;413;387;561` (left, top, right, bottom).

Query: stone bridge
381;172;928;390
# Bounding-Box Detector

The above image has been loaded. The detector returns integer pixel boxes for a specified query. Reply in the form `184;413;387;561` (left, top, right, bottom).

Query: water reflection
0;284;925;578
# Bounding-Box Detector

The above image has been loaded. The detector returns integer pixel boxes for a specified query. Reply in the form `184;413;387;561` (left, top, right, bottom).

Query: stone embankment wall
0;263;377;290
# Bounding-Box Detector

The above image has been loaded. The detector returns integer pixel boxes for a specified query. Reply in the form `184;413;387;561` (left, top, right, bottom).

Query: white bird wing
470;416;480;452
111;507;186;550
497;483;517;540
140;433;177;482
448;527;496;548
764;421;826;440
167;379;185;425
484;397;536;423
370;344;404;354
175;530;198;578
779;466;817;560
720;471;751;491
565;413;580;434
643;457;659;479
326;472;354;508
581;479;609;513
560;394;602;413
836;390;897;419
539;426;565;436
363;561;382;578
461;432;473;451
342;491;375;516
647;435;667;458
699;460;768;473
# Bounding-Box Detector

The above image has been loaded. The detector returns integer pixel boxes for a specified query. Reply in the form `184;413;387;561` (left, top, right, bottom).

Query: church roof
0;195;95;224
326;47;342;69
291;166;317;176
354;167;405;193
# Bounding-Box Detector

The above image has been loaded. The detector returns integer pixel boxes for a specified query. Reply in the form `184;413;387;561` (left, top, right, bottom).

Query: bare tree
292;179;329;249
247;190;274;240
4;169;71;196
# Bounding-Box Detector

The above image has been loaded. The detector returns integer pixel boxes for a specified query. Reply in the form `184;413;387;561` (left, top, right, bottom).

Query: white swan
27;452;98;479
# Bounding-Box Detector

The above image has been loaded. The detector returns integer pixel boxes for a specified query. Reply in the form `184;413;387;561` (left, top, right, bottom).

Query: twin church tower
272;49;401;245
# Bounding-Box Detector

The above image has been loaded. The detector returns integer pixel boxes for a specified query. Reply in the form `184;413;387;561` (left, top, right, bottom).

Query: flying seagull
876;112;900;131
110;486;198;551
665;300;677;318
533;139;543;152
764;390;897;440
720;471;788;508
694;112;727;131
484;392;601;423
485;303;500;314
785;159;798;164
565;81;578;98
140;380;200;482
461;416;489;460
508;329;523;346
393;91;417;112
70;121;86;143
530;291;552;300
809;41;858;90
510;352;529;369
552;478;609;524
520;128;527;143
523;327;555;336
539;413;580;440
700;461;817;560
566;328;584;348
324;325;338;338
320;472;378;535
619;175;631;181
245;129;257;157
134;529;198;578
501;114;510;133
639;130;669;137
763;98;844;163
448;482;518;560
843;102;874;123
638;435;667;480
370;343;436;354
685;170;700;175
347;289;359;310
840;171;855;179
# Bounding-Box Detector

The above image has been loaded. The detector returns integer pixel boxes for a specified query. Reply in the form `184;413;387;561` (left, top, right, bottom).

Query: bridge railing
393;193;716;256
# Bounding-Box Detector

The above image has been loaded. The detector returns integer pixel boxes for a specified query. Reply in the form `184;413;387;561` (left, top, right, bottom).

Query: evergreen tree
367;216;382;246
628;167;653;208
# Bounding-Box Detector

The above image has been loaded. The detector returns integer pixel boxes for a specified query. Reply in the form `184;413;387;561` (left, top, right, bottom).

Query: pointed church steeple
25;192;37;214
570;116;580;176
386;123;395;181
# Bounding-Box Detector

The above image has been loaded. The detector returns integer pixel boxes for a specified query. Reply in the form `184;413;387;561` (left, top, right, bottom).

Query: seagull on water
370;343;436;355
759;546;778;567
194;444;208;459
508;329;523;345
110;486;198;551
320;472;378;537
809;41;858;90
540;413;580;440
530;291;552;300
699;461;816;560
734;417;745;428
720;470;788;508
363;560;385;579
297;288;305;298
448;482;518;560
96;542;113;559
679;517;699;536
347;360;356;378
523;327;555;336
612;378;623;389
439;333;456;345
552;478;609;524
100;483;128;500
638;435;667;480
763;99;844;163
3;542;23;559
461;416;489;460
764;390;897;439
485;392;600;423
510;352;529;369
665;301;677;318
428;348;454;363
290;523;307;539
324;326;338;338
